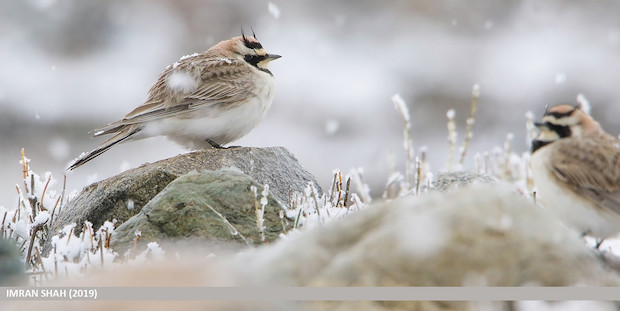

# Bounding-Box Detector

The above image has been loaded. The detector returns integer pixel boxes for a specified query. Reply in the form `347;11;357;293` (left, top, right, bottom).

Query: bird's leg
582;230;605;249
206;139;226;149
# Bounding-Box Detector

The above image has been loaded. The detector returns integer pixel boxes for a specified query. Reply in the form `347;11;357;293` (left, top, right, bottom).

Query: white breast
531;147;620;238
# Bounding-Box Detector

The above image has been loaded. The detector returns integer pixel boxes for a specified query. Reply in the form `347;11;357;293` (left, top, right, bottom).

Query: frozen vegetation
2;92;618;289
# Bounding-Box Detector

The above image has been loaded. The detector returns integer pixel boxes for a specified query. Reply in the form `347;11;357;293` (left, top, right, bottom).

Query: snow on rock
126;199;134;210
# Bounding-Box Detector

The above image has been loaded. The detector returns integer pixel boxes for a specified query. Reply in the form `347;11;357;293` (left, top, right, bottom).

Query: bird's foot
206;139;243;149
206;139;225;149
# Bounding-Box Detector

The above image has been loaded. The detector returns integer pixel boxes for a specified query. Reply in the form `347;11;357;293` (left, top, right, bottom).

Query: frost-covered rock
237;183;620;289
10;184;620;311
51;147;320;241
110;169;289;255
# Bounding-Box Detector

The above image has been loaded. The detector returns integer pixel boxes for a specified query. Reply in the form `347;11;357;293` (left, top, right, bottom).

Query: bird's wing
550;137;620;215
94;57;254;136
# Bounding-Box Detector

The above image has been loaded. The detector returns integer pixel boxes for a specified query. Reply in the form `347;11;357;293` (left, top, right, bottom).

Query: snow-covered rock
49;147;321;250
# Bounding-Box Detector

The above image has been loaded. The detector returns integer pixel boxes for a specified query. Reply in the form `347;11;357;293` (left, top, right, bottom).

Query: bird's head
531;103;602;153
209;30;281;75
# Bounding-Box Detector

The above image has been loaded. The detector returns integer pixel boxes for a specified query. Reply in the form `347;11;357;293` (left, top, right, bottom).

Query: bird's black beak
266;54;282;60
533;122;546;129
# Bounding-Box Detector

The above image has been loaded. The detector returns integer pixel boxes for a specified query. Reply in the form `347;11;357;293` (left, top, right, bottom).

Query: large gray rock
10;184;620;311
110;169;289;255
238;183;620;288
229;183;620;310
52;147;320;236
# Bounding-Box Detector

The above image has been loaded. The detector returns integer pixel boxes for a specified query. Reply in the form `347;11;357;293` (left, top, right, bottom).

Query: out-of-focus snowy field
1;0;619;205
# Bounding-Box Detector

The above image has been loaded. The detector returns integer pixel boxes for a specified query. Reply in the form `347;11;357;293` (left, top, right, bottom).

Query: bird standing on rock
68;32;281;170
530;103;620;240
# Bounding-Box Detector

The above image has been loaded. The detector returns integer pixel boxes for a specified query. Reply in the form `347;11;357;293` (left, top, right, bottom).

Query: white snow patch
126;199;134;210
33;211;50;226
10;219;29;239
576;93;591;115
179;53;199;61
166;71;198;93
52;224;82;261
146;242;165;258
392;93;409;121
216;57;232;64
260;184;269;207
446;109;456;119
268;2;281;19
472;84;481;97
525;110;535;120
48;137;70;161
325;119;339;135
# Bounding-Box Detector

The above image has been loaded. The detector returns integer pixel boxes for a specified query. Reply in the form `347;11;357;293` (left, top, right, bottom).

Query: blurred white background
1;0;619;204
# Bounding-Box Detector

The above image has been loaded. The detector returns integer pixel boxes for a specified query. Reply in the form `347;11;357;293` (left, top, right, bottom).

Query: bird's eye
244;54;261;66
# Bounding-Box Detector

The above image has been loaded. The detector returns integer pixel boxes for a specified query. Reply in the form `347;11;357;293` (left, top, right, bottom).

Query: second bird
68;32;281;170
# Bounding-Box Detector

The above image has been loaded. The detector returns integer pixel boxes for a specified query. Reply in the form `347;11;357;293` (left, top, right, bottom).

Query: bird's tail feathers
67;126;142;170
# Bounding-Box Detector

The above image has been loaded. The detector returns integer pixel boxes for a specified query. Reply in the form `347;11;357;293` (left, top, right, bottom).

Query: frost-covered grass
2;89;617;286
1;150;166;285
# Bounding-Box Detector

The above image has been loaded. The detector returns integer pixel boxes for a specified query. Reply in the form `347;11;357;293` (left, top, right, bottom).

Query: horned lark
68;32;281;170
530;103;620;239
